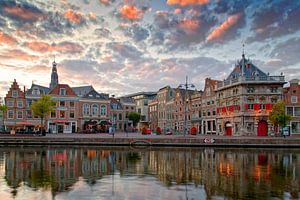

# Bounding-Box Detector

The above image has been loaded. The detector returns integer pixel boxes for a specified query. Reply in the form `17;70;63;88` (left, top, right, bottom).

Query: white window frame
17;111;23;119
83;104;90;116
17;100;23;108
7;100;14;107
12;90;18;97
8;110;14;119
92;104;99;116
60;88;66;96
100;105;107;116
291;96;298;104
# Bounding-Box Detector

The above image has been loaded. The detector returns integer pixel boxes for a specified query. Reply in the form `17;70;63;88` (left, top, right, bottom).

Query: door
57;124;64;133
257;120;268;136
226;127;232;136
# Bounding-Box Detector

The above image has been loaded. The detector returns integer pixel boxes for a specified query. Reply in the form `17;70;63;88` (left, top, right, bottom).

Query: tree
30;96;56;135
128;112;141;127
0;104;8;131
269;100;292;134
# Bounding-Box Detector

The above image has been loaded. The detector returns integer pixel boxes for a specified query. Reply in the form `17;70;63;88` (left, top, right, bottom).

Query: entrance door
226;127;232;136
257;120;268;136
58;124;64;133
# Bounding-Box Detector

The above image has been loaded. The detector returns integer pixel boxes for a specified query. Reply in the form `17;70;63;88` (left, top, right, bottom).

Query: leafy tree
0;104;8;131
269;100;292;133
30;96;56;135
128;112;141;127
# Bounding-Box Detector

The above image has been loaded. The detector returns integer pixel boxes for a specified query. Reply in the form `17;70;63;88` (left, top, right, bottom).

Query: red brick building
283;79;300;135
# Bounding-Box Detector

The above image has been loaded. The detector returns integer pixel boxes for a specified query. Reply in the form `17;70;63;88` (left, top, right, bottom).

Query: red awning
52;119;68;123
16;121;34;126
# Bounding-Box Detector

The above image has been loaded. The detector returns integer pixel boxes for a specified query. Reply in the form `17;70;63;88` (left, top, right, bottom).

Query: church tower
50;60;59;89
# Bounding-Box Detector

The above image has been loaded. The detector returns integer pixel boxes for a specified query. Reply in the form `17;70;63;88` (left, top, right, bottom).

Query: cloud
106;42;143;61
64;9;84;24
122;23;150;41
206;13;242;42
25;41;84;54
119;5;144;20
0;31;18;46
167;0;209;7
178;19;200;34
99;0;112;5
0;50;38;61
1;1;44;22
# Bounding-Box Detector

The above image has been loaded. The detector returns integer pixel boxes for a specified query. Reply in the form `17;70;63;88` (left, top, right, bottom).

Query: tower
50;60;59;89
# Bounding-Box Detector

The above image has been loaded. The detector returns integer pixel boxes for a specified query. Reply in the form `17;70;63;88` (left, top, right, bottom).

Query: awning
16;121;34;126
226;123;232;127
52;119;68;123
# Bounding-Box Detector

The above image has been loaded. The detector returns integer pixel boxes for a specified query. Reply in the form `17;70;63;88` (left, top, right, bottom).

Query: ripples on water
0;146;299;200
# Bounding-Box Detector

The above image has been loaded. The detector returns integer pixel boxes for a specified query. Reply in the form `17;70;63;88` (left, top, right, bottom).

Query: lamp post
178;76;195;137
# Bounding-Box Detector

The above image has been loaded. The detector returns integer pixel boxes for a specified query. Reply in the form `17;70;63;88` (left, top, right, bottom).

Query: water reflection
0;147;299;200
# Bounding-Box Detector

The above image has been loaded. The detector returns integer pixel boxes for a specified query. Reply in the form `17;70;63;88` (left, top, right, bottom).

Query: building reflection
1;147;300;199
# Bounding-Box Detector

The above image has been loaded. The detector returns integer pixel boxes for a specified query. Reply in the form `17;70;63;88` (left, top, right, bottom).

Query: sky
0;0;300;97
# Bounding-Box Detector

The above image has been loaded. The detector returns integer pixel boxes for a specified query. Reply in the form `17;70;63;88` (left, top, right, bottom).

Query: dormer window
32;88;40;95
60;88;66;96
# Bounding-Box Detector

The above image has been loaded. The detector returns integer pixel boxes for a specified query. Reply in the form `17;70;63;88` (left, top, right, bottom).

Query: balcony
217;76;285;90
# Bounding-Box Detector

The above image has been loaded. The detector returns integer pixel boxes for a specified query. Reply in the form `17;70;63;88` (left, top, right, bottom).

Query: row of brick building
148;54;300;136
2;61;135;133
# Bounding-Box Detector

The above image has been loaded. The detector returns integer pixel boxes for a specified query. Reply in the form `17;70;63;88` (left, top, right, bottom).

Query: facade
191;91;203;134
202;78;220;135
216;54;285;136
73;86;110;132
110;97;125;131
157;86;175;132
121;92;156;129
4;80;27;132
119;97;136;131
283;79;300;135
148;98;158;132
173;88;195;134
165;98;174;132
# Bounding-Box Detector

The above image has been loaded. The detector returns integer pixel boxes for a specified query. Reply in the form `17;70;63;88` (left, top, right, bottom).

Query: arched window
83;104;90;115
92;104;98;116
100;105;107;116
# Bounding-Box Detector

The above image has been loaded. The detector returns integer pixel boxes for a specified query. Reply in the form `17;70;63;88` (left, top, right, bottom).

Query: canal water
0;146;299;200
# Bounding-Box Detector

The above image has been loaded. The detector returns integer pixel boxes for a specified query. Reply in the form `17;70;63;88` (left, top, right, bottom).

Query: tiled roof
49;84;77;96
26;84;50;95
72;86;94;97
82;89;109;100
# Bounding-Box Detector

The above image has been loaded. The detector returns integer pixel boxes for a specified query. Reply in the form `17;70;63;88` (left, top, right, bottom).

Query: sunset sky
0;0;300;97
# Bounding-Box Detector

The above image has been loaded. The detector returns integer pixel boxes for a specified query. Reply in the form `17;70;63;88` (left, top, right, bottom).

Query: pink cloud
174;8;182;14
178;19;200;34
120;5;144;20
99;0;111;5
25;41;83;54
206;13;241;42
4;5;44;21
64;9;84;24
0;50;38;61
0;31;18;46
167;0;209;7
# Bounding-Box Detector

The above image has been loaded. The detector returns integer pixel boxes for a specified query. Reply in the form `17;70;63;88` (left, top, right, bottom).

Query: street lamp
178;76;195;137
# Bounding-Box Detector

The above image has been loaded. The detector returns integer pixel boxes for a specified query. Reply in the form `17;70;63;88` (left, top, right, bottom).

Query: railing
217;76;285;89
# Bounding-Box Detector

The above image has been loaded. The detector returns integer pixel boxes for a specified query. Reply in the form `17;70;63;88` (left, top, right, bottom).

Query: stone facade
148;98;158;132
216;54;285;136
283;79;300;135
157;86;175;132
190;91;203;134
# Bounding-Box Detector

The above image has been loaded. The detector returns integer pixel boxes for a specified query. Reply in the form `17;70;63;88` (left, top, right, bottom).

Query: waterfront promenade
0;132;300;147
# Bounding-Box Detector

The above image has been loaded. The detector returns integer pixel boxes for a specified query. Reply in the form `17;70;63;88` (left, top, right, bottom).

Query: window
51;111;56;118
70;101;75;107
83;104;90;115
119;113;122;120
7;100;14;107
59;111;65;118
247;87;255;93
211;100;214;105
207;101;210;105
69;111;75;118
295;107;300;116
206;88;211;96
60;88;66;96
92;104;98;116
287;107;293;116
248;99;254;110
270;87;278;93
207;110;211;116
260;104;266;110
144;100;148;106
27;110;32;118
291;122;300;133
212;110;216;115
60;101;65;107
8;110;13;119
17;111;23;119
291;96;298;104
202;111;206;116
12;90;18;97
138;108;141;114
100;105;107;115
17;101;23;108
32;88;40;95
271;98;277;103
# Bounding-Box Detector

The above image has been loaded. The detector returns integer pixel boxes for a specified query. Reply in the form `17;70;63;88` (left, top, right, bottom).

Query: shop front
48;120;77;133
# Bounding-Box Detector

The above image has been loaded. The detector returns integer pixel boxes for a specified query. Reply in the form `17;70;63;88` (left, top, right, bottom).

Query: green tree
269;100;292;133
0;103;8;131
128;112;141;127
30;96;56;135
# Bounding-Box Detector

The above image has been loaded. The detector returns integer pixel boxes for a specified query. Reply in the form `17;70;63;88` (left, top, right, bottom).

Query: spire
50;58;59;89
242;42;245;58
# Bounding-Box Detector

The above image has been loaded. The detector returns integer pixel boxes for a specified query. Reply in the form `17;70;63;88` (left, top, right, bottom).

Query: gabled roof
26;83;50;96
72;86;94;97
226;54;268;81
119;97;135;104
82;89;109;100
110;98;123;110
48;84;77;96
